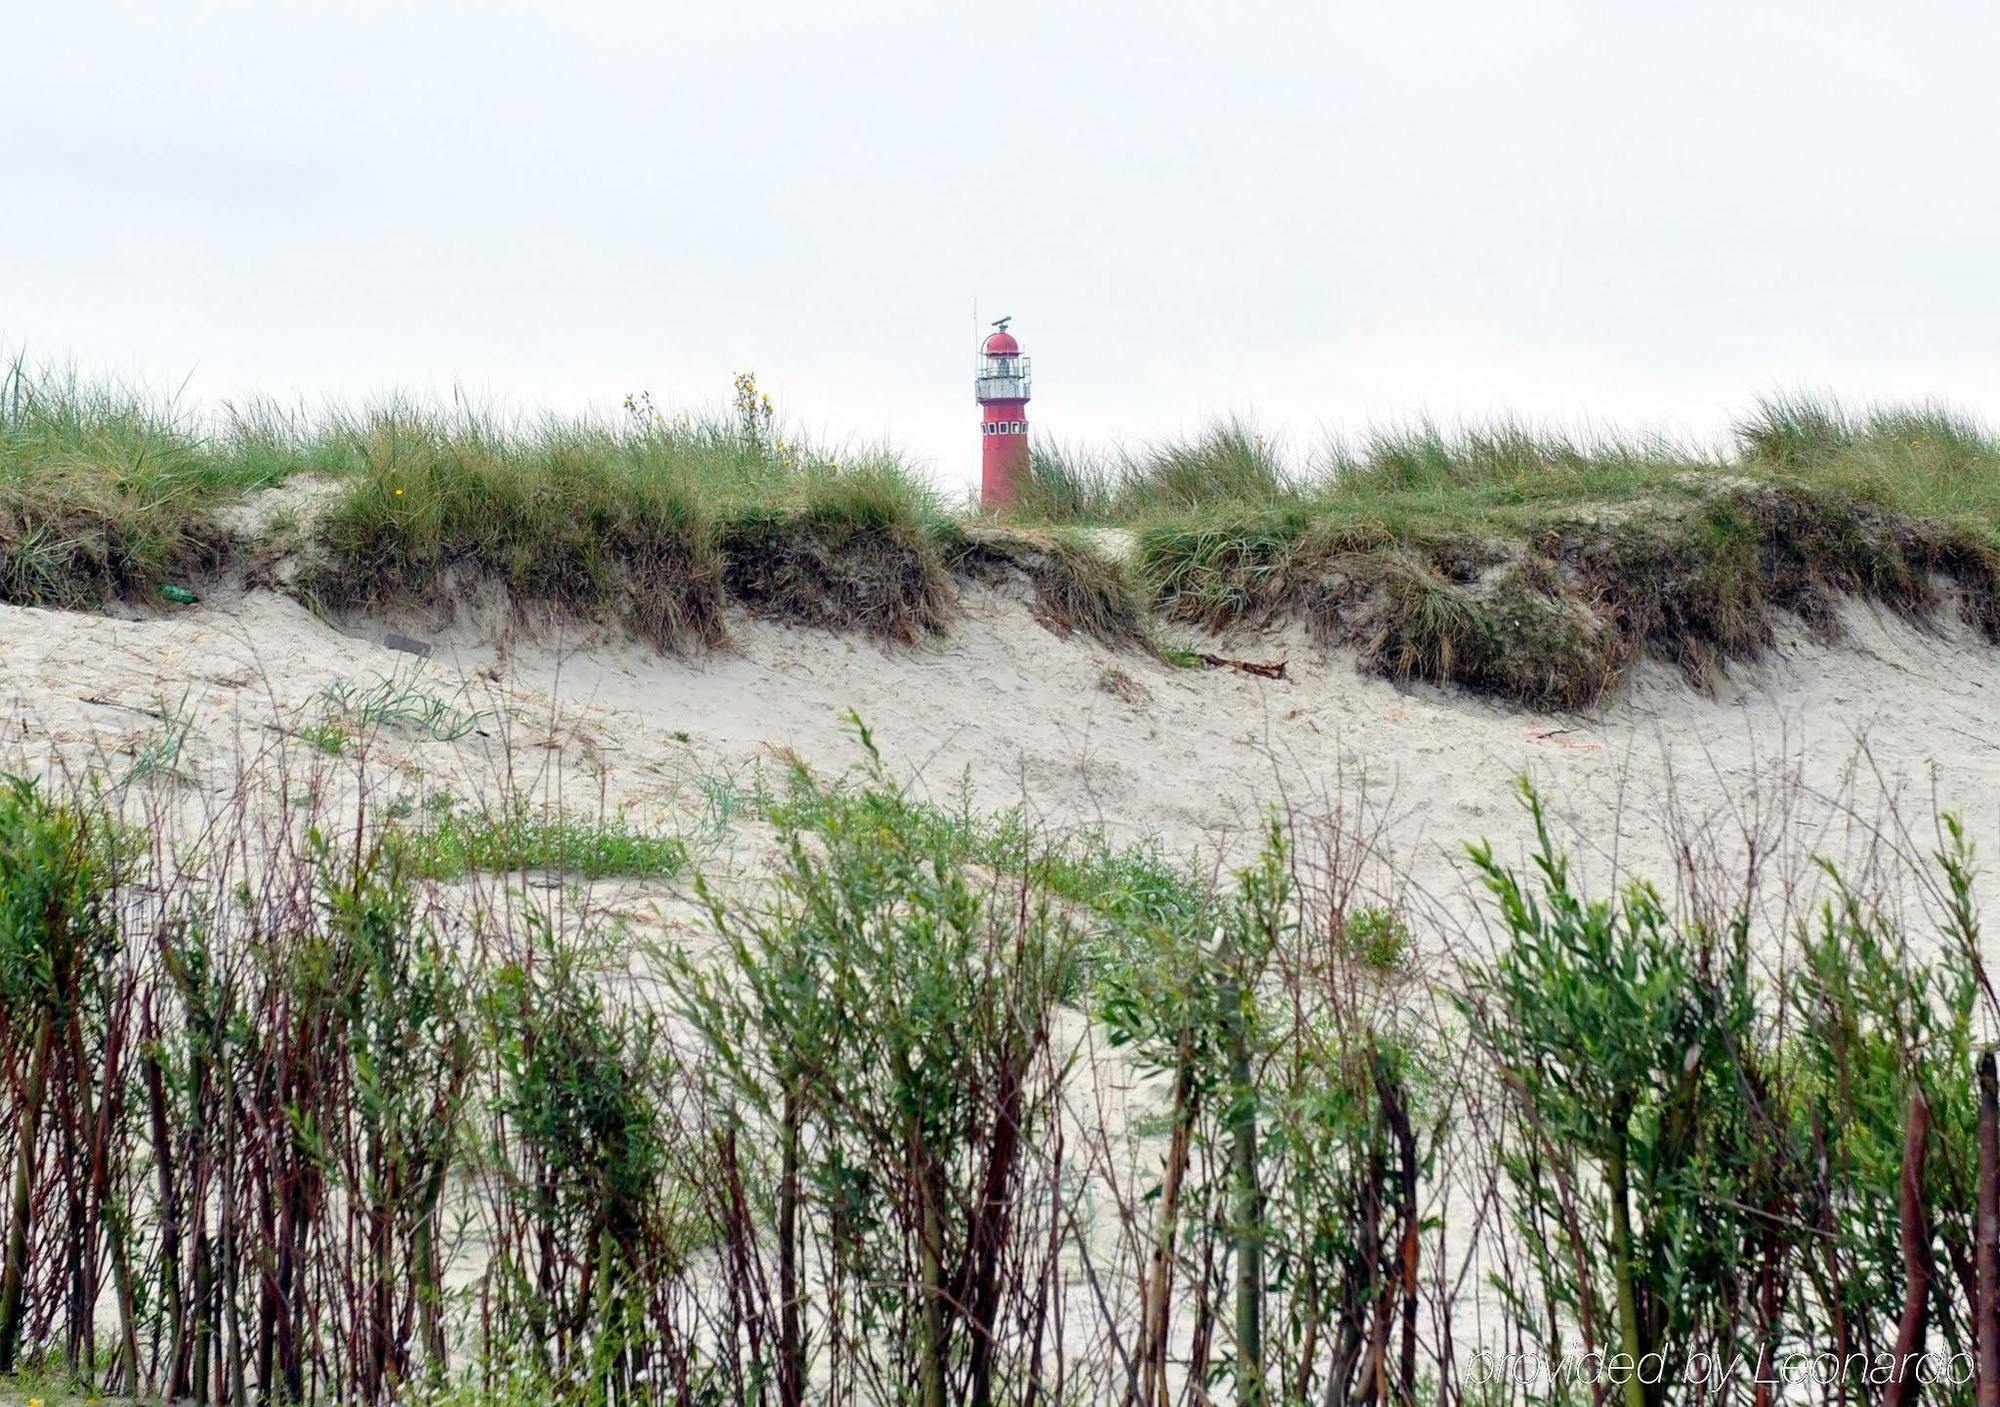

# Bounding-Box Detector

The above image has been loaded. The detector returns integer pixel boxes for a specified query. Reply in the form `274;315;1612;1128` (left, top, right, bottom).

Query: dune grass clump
1;360;962;645
0;479;233;610
302;412;733;649
940;524;1149;647
1539;481;2000;687
1123;410;2000;708
396;802;689;882
717;467;953;642
1736;393;2000;525
1737;392;1998;476
303;408;959;646
1135;508;1313;630
0;362;241;608
1146;482;1995;709
1128;417;1292;510
1925;526;2000;641
1015;439;1120;522
318;662;493;742
1015;417;1298;524
1351;558;1622;710
1325;419;1706;507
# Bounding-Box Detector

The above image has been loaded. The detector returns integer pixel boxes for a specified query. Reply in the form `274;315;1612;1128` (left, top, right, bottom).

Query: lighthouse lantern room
975;317;1032;510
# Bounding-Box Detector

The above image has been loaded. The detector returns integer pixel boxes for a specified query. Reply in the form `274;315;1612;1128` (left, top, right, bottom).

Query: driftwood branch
1198;653;1286;680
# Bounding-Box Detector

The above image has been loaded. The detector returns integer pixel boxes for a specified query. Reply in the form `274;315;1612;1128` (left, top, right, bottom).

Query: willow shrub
668;717;1077;1407
0;775;132;1380
1462;784;1990;1407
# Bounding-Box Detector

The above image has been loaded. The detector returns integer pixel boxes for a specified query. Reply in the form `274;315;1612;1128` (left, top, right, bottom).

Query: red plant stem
1884;1089;1932;1407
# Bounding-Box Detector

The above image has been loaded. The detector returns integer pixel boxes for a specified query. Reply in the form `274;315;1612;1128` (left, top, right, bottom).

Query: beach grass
1004;399;2000;706
8;353;2000;708
394;800;690;881
0;359;966;641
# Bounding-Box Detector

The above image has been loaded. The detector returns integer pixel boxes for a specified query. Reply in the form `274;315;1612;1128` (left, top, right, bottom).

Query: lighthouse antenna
990;315;1012;332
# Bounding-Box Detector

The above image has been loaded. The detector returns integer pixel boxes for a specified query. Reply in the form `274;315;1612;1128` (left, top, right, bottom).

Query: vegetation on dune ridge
271;383;968;648
0;360;1143;647
1028;403;2000;707
0;363;241;609
8;355;2000;705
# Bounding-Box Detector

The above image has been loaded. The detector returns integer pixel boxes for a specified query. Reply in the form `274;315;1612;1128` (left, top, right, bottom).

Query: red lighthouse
975;317;1032;510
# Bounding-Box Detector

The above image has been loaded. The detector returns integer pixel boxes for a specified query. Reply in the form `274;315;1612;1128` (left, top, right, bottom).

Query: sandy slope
7;576;2000;1385
4;574;1999;958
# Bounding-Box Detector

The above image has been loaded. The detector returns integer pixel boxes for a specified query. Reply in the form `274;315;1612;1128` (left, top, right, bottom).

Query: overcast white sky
7;1;1999;490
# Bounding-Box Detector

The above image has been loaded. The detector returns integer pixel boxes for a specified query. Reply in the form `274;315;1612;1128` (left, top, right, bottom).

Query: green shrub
669;721;1077;1406
1337;905;1412;973
0;776;129;1376
481;927;690;1397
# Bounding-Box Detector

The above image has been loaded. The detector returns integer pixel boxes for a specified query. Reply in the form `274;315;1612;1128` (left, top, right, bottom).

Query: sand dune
6;575;1997;952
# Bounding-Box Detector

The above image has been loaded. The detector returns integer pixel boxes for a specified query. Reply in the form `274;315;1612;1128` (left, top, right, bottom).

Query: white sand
4;575;1998;955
